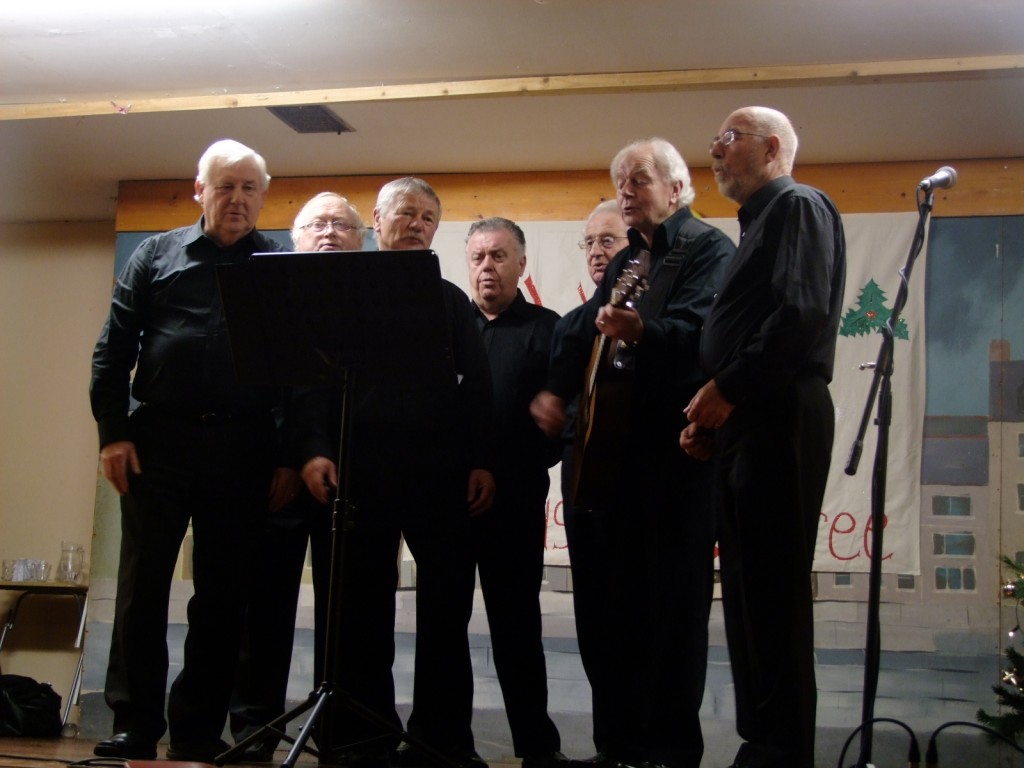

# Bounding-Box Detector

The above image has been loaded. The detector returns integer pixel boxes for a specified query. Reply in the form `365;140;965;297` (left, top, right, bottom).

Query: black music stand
212;250;461;768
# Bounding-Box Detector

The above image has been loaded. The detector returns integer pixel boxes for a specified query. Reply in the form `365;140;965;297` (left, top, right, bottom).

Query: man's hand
679;422;715;461
467;468;496;517
99;440;142;495
301;456;338;505
684;379;735;430
530;390;567;439
268;467;302;513
596;304;644;344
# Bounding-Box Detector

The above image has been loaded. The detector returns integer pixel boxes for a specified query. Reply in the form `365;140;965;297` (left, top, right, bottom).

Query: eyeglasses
709;129;770;150
300;219;358;233
578;235;628;251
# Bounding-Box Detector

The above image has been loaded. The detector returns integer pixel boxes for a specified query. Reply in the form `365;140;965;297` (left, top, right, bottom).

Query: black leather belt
142;404;261;425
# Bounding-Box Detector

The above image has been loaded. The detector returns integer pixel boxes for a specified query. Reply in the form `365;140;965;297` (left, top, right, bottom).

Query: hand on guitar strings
596;304;644;343
530;390;567;439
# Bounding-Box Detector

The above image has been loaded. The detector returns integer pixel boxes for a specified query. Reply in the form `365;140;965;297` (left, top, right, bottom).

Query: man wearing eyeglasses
578;200;629;288
556;200;626;762
229;191;366;761
683;106;846;768
292;192;366;251
532;139;735;768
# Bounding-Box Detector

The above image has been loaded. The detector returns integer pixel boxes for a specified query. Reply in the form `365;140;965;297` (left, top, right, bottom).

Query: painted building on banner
815;340;1024;611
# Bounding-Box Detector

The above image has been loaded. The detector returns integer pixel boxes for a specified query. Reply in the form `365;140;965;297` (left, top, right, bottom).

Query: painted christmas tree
977;555;1024;742
839;279;909;340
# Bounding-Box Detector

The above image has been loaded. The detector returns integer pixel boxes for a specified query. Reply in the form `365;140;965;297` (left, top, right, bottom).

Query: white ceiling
2;0;1023;224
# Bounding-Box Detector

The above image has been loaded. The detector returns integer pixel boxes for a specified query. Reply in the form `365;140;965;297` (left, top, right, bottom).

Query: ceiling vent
268;105;354;134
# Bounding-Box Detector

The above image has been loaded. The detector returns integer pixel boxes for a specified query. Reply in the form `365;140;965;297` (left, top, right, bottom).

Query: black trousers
323;470;477;760
103;406;275;744
715;377;834;768
230;491;332;745
601;448;715;768
561;448;615;755
470;490;561;758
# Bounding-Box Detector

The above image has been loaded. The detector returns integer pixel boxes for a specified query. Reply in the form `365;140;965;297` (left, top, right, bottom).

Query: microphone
919;166;957;191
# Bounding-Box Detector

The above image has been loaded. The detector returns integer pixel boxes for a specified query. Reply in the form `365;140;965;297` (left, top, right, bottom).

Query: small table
0;580;89;727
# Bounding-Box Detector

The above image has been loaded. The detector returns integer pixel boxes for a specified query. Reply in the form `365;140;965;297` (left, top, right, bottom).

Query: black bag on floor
0;674;62;737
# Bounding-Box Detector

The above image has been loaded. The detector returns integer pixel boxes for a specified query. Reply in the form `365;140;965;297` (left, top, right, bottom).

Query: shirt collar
471;288;528;321
625;206;695;255
186;216;261;252
738;175;794;230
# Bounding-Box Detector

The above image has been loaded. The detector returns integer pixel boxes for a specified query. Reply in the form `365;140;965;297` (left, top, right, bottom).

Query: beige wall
0;221;115;696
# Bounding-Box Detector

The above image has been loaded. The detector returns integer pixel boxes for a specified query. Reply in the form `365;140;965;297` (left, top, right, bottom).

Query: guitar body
569;259;647;509
571;349;632;508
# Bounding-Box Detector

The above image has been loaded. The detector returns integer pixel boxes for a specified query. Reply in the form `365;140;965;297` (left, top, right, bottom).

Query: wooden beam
115;158;1024;232
6;55;1023;121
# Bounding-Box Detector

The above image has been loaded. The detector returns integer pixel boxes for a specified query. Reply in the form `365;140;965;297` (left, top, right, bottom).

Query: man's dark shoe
166;738;232;762
523;752;570;768
238;740;277;762
94;731;158;760
335;750;392;768
567;752;618;768
728;742;786;768
454;750;488;768
391;742;421;768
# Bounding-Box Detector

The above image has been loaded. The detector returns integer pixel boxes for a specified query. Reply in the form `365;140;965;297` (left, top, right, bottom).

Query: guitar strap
611;236;687;369
639;238;687;321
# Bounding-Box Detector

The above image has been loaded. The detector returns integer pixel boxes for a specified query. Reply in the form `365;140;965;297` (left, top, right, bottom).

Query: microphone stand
845;184;937;768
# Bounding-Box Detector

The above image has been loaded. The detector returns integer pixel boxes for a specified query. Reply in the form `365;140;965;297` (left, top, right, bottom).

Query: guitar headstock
610;258;648;310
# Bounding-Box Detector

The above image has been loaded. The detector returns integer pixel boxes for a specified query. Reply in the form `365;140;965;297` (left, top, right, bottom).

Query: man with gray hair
684;106;846;768
463;217;564;768
90;139;294;762
297;177;495;768
532;138;735;768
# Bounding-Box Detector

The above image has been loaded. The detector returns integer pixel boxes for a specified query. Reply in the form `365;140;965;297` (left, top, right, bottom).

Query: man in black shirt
682;106;847;768
90;139;296;762
558;201;627;760
532;138;735;768
298;178;495;768
464;217;564;768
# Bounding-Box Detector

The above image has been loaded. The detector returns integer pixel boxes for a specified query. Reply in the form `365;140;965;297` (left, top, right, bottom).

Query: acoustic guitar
570;260;648;508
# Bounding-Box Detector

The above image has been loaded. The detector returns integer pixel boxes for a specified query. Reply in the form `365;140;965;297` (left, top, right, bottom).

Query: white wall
0;221;116;696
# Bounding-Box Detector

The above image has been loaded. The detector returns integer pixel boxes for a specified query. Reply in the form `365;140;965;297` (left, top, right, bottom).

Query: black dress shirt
700;176;847;405
90;218;286;447
472;290;561;498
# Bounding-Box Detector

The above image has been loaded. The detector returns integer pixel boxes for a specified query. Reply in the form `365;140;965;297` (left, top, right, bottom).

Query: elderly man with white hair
532;138;735;768
90;139;294;762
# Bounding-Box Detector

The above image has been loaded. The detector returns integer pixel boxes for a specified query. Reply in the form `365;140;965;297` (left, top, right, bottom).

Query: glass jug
57;541;85;583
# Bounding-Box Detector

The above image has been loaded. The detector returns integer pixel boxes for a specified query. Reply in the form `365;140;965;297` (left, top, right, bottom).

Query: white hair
196;139;270;189
610;137;696;208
